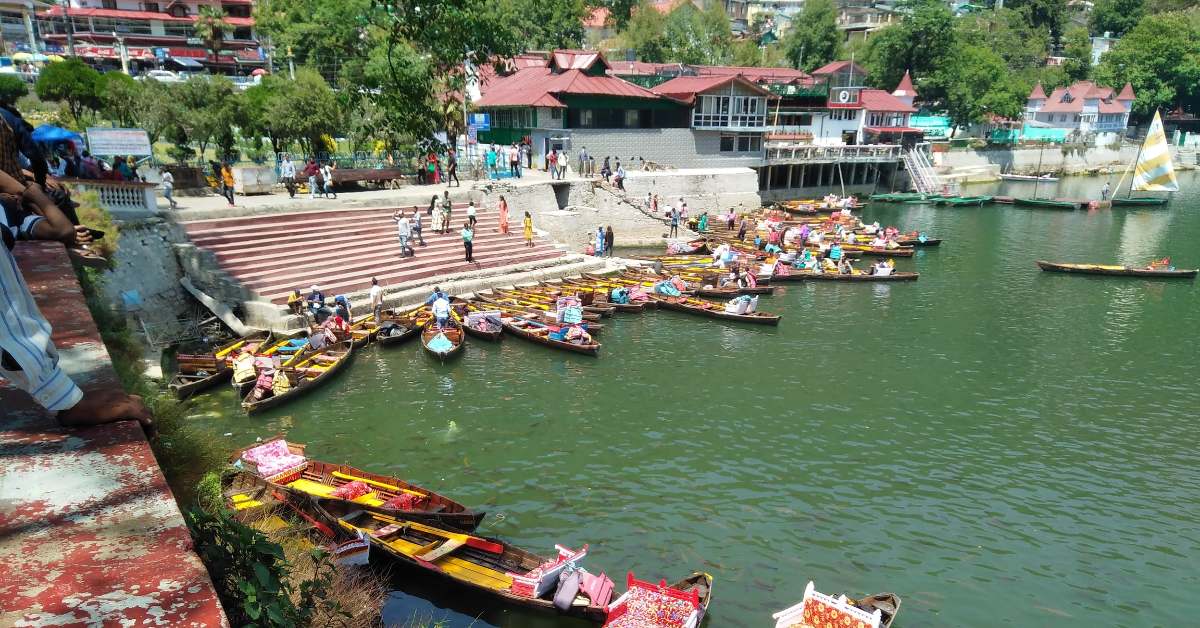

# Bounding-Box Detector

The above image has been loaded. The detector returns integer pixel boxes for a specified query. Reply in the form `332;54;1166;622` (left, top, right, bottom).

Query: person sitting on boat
870;236;888;248
711;242;730;265
307;326;328;352
807;230;823;245
838;257;854;275
763;242;782;255
842;230;857;244
1146;256;1171;269
334;295;352;321
431;294;452;329
753;234;764;250
871;260;894;276
323;314;350;341
863;221;880;235
828;243;843;262
306;285;324;317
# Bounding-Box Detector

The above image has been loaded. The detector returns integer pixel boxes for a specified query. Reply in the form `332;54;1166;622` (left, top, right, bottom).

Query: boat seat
580;571;614;607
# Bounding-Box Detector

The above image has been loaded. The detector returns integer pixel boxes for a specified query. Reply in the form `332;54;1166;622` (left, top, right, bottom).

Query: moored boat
240;340;353;414
603;572;713;628
772;582;900;628
1109;197;1169;206
322;502;612;622
375;313;421;347
500;315;601;356
1012;197;1078;210
170;331;271;399
654;294;781;325
1035;260;1197;278
420;317;465;362
348;314;379;349
773;269;918;282
228;437;485;531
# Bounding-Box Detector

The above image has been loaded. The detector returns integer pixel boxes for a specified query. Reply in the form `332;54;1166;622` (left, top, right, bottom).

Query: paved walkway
0;242;226;627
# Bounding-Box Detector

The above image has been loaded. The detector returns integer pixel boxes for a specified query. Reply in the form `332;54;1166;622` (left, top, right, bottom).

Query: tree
862;1;956;97
98;72;142;127
134;80;182;146
1090;0;1144;37
173;75;240;160
194;6;233;57
1094;11;1200;118
956;8;1050;72
781;0;839;71
595;0;640;29
35;58;101;122
661;2;732;65
1061;27;1092;82
273;68;341;155
731;39;765;67
507;0;587;50
0;74;27;105
932;44;1026;132
1006;0;1066;43
621;0;668;62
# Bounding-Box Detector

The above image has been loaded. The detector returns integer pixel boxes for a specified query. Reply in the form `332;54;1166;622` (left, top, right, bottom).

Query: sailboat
1110;110;1178;207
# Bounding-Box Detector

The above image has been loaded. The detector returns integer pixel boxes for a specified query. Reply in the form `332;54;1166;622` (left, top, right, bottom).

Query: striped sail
1132;110;1178;192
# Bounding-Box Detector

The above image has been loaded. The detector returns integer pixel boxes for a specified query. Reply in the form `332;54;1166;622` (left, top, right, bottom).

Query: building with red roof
37;0;264;74
1024;80;1134;136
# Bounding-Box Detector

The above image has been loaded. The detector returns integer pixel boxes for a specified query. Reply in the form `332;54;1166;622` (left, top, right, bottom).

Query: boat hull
1036;260;1197;278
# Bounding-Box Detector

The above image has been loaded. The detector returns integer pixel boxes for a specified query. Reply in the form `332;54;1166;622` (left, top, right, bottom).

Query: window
625;109;640;128
694;95;730;127
101;0;116;8
168;4;188;16
144;2;159;12
720;132;762;153
551;109;562;120
829;109;856;121
580;109;594;127
730;96;765;127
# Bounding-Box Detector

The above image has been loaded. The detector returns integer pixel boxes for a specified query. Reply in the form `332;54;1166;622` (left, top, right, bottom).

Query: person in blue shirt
306;285;325;317
425;286;448;305
828;243;843;261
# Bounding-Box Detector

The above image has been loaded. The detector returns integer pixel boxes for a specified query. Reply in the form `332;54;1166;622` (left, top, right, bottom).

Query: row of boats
224;436;901;627
868;191;1169;209
168;270;790;412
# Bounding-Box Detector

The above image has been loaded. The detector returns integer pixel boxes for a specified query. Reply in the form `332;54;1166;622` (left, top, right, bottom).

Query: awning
168;56;204;69
864;127;924;134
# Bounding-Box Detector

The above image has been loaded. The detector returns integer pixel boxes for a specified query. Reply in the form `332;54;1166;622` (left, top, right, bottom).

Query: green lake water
189;173;1200;627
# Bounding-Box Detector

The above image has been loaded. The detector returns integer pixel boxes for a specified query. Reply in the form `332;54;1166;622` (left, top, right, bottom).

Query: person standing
508;143;519;178
321;161;337;199
497;195;509;234
594;226;605;257
557;149;567;179
393;209;411;257
159;167;178;209
1101;181;1111;201
304;158;319;199
524;140;532;169
485;145;497;178
427;152;439;185
669;205;680;238
461;221;475;262
600;156;611;182
614;163;626;191
369;277;384;322
466;201;477;228
738;216;749;241
441;191;453;234
652;193;659;214
410;205;425;246
279;154;296;198
446;148;460;187
579;146;589;176
604;225;614;257
547;149;558;180
523;211;534;247
220;161;235;206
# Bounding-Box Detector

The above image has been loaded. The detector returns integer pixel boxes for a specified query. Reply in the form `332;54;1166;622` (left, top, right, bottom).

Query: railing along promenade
764;143;903;165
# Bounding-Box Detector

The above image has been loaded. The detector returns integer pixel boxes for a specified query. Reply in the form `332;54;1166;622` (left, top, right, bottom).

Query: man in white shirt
160;167;177;209
466;201;477;228
368;277;384;321
431;295;451;329
279;154;297;198
393;209;411;257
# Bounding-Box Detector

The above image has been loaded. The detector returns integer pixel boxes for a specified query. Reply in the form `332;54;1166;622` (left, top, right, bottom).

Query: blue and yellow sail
1131;110;1178;192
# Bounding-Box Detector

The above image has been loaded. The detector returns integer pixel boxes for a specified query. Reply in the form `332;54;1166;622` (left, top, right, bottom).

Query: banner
86;127;153;156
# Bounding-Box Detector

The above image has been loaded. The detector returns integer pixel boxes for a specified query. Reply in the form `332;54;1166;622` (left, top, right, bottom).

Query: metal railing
765;143;902;164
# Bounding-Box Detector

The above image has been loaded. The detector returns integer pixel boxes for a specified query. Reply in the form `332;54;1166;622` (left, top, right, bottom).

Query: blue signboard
468;113;490;131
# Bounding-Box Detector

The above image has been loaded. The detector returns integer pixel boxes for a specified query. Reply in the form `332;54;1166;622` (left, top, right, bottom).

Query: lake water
190;173;1200;627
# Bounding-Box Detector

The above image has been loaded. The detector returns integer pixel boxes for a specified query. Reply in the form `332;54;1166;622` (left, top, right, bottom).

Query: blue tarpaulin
32;125;84;151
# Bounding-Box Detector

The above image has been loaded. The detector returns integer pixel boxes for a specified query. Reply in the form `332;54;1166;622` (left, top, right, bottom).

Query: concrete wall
620;167;762;212
96;219;195;336
935;144;1139;175
566;128;765;169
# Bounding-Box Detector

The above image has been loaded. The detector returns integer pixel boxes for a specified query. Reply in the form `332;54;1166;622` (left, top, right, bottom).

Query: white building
1025;80;1134;136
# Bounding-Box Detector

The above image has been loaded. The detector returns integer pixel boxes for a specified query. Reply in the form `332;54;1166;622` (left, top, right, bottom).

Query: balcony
765;143;903;165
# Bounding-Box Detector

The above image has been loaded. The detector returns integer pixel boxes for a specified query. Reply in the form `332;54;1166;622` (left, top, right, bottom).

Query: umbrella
11;52;31;62
250;68;267;76
32;124;85;154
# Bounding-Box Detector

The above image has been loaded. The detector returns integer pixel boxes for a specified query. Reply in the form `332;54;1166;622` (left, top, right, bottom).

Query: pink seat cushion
241;440;306;478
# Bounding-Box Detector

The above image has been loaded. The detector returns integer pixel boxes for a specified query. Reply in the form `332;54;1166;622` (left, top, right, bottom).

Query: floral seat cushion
241;439;307;479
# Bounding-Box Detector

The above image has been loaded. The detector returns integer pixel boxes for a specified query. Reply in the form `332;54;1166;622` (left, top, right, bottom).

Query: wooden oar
366;511;504;554
330;470;426;498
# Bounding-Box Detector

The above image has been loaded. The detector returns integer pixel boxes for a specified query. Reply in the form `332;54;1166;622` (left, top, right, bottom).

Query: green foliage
595;0;639;29
98;72;142;128
186;506;347;627
173;75;240;161
956;8;1050;72
731;39;765;67
35;58;101;122
1005;0;1066;42
621;0;668;62
195;5;234;54
1061;27;1092;82
505;0;586;50
932;44;1026;130
862;1;956;96
1090;0;1144;37
661;2;732;65
781;0;840;71
1094;11;1200;118
0;74;28;105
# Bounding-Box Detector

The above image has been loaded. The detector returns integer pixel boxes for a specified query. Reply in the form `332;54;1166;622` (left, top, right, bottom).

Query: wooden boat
228;437;486;531
560;279;655;311
546;281;646;313
453;299;505;341
231;333;307;397
496;287;617;317
1036;260;1198;278
471;296;607;333
1110;197;1169;206
170;331;270;399
375;314;421;347
502;316;601;356
321;502;610;622
869;192;929;202
420;318;465;362
476;292;603;323
1012;197;1077;210
845;592;902;628
896;235;942;247
655;295;781;326
622;271;774;297
773;268;918;282
604;572;713;628
667;238;711;255
348;314;379;349
1000;173;1058;182
241;341;353;414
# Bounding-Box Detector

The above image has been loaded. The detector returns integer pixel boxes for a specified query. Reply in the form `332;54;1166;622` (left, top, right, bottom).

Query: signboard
467;126;478;144
86;127;153;156
468;113;490;131
154;47;167;60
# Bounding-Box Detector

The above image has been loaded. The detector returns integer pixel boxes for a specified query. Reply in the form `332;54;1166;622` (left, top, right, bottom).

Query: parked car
137;69;184;83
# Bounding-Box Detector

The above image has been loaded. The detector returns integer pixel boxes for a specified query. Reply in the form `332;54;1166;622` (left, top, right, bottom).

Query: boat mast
1125;135;1144;199
1033;140;1045;199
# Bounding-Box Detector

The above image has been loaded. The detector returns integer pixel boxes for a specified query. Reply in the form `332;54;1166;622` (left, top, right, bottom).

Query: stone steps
179;204;563;307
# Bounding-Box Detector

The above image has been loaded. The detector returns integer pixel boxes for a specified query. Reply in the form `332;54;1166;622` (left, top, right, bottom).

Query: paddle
330;471;427;498
364;511;504;554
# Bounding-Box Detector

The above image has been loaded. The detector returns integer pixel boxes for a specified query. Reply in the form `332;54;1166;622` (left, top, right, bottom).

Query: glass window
720;134;734;151
551;108;562;120
625;109;639;128
737;134;751;151
581;109;593;127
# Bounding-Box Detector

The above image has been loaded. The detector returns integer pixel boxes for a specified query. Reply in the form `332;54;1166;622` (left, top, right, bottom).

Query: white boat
999;173;1059;182
1108;109;1178;205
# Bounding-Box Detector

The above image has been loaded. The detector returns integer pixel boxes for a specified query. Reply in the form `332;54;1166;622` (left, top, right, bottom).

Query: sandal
68;246;108;268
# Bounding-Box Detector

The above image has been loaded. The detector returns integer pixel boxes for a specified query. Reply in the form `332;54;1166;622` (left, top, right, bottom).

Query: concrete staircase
177;204;573;326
